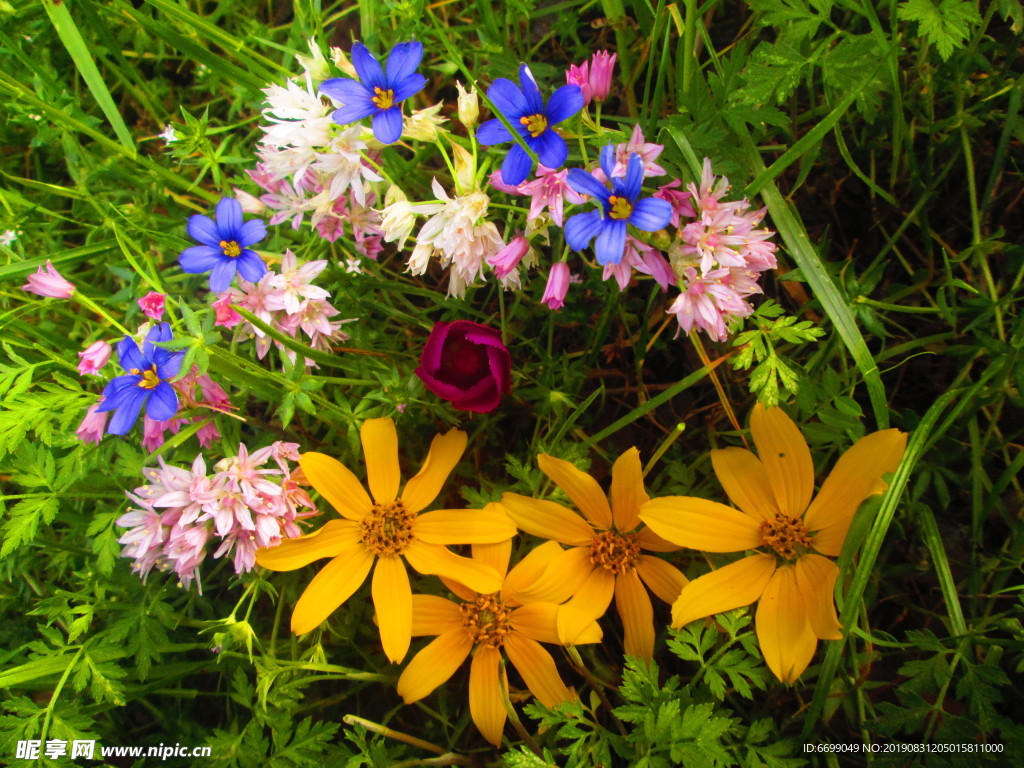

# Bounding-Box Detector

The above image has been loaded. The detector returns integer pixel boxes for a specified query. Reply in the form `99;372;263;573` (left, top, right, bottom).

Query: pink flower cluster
241;77;385;258
665;159;778;341
566;50;617;105
116;442;317;591
214;250;351;367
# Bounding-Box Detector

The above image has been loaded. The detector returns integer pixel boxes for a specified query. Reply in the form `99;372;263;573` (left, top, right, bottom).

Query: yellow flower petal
361;417;400;503
750;403;814;518
616;569;655;660
410;594;463;636
397;628;474;703
404;540;502;594
558;567;615;643
373;555;412;663
440;577;477;603
755;566;818;683
501;492;595;546
610;447;649;532
469;645;506;746
504;632;572;709
538;453;613;529
502;540;564;603
710;447;776;522
255;519;360;571
635;526;682;552
291;545;374;635
519;546;593;606
509;602;560;644
640;497;763;552
635;555;689;605
794;554;842;640
803;428;908;553
415;508;517;545
472;537;514;582
400;428;467;513
298;453;372;522
671;553;776;628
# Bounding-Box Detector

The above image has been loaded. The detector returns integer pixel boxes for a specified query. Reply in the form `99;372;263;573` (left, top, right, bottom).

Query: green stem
74;292;130;335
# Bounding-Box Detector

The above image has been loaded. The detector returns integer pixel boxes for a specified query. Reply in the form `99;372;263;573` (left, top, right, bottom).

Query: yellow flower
397;526;601;746
255;418;516;663
639;403;907;683
501;448;689;659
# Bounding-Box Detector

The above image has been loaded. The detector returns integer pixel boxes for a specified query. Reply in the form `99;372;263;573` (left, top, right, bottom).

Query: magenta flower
138;291;166;320
415;320;511;413
542;262;571;310
78;340;112;376
212;296;243;328
22;260;75;299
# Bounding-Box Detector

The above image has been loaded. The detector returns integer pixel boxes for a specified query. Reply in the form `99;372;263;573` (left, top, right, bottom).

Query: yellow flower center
460;593;512;648
130;365;161;390
760;514;812;560
589;530;640;575
519;113;548;138
220;240;241;258
372;86;395;110
359;500;416;556
608;195;633;220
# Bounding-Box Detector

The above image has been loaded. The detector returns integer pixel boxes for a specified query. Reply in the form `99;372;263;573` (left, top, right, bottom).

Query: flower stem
75;292;131;335
688;330;741;434
341;715;449;756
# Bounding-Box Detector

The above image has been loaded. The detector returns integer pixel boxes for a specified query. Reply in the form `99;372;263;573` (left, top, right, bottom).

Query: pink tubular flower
667;267;758;341
488;235;530;279
603;236;674;292
566;61;593;105
415;320;512;413
588;51;617;102
654;179;696;227
22;260;75;299
138;291;166;320
519;165;586;227
542;262;571;310
77;340;112;376
75;403;109;444
212;296;243;328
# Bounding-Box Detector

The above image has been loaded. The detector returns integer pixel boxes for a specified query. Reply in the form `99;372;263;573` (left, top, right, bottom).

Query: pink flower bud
138;291;166;321
487;235;530;279
77;340;112;376
589;51;617;102
566;61;593;106
75;403;109;444
212;296;243;328
22;260;75;299
542;262;571;310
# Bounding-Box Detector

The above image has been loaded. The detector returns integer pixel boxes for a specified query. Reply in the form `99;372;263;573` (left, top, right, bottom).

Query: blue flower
319;41;427;145
96;323;186;435
180;198;267;293
477;65;584;186
564;145;673;265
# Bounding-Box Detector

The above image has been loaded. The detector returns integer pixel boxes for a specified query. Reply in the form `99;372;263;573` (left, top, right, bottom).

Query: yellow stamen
760;514;813;560
460;593;512;648
518;113;548;138
359;500;416;556
136;365;161;390
608;195;633;220
589;530;640;575
220;240;241;258
372;86;395;110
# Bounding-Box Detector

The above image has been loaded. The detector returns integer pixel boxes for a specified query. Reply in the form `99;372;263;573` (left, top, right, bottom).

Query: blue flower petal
106;388;148;435
238;219;267;248
208;259;238;293
564;210;605;251
186;214;219;245
392;73;427;103
351;42;386;90
500;143;533;186
546;84;585;125
567;168;611;203
487;78;528;120
236;250;267;283
115;337;146;372
594;219;628;265
531;129;568;171
599;144;616;181
99;373;142;409
143;323;172;363
372;107;404;144
476;118;514;146
180;245;224;274
623;153;644;201
320;77;371;104
158;351;185;382
146;381;179;422
518;65;544;114
330;100;379;126
385;41;424;85
215;198;242;239
629;197;673;232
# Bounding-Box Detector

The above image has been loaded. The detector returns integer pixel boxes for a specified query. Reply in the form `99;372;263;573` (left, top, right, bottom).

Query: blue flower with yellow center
179;198;267;293
477;64;584;186
319;41;427;145
96;323;185;435
564;145;673;265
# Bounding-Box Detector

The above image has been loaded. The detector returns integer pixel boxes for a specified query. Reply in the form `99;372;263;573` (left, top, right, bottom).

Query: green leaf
898;0;983;61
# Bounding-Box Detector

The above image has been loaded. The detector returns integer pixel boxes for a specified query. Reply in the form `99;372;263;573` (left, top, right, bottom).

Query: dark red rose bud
415;320;511;413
